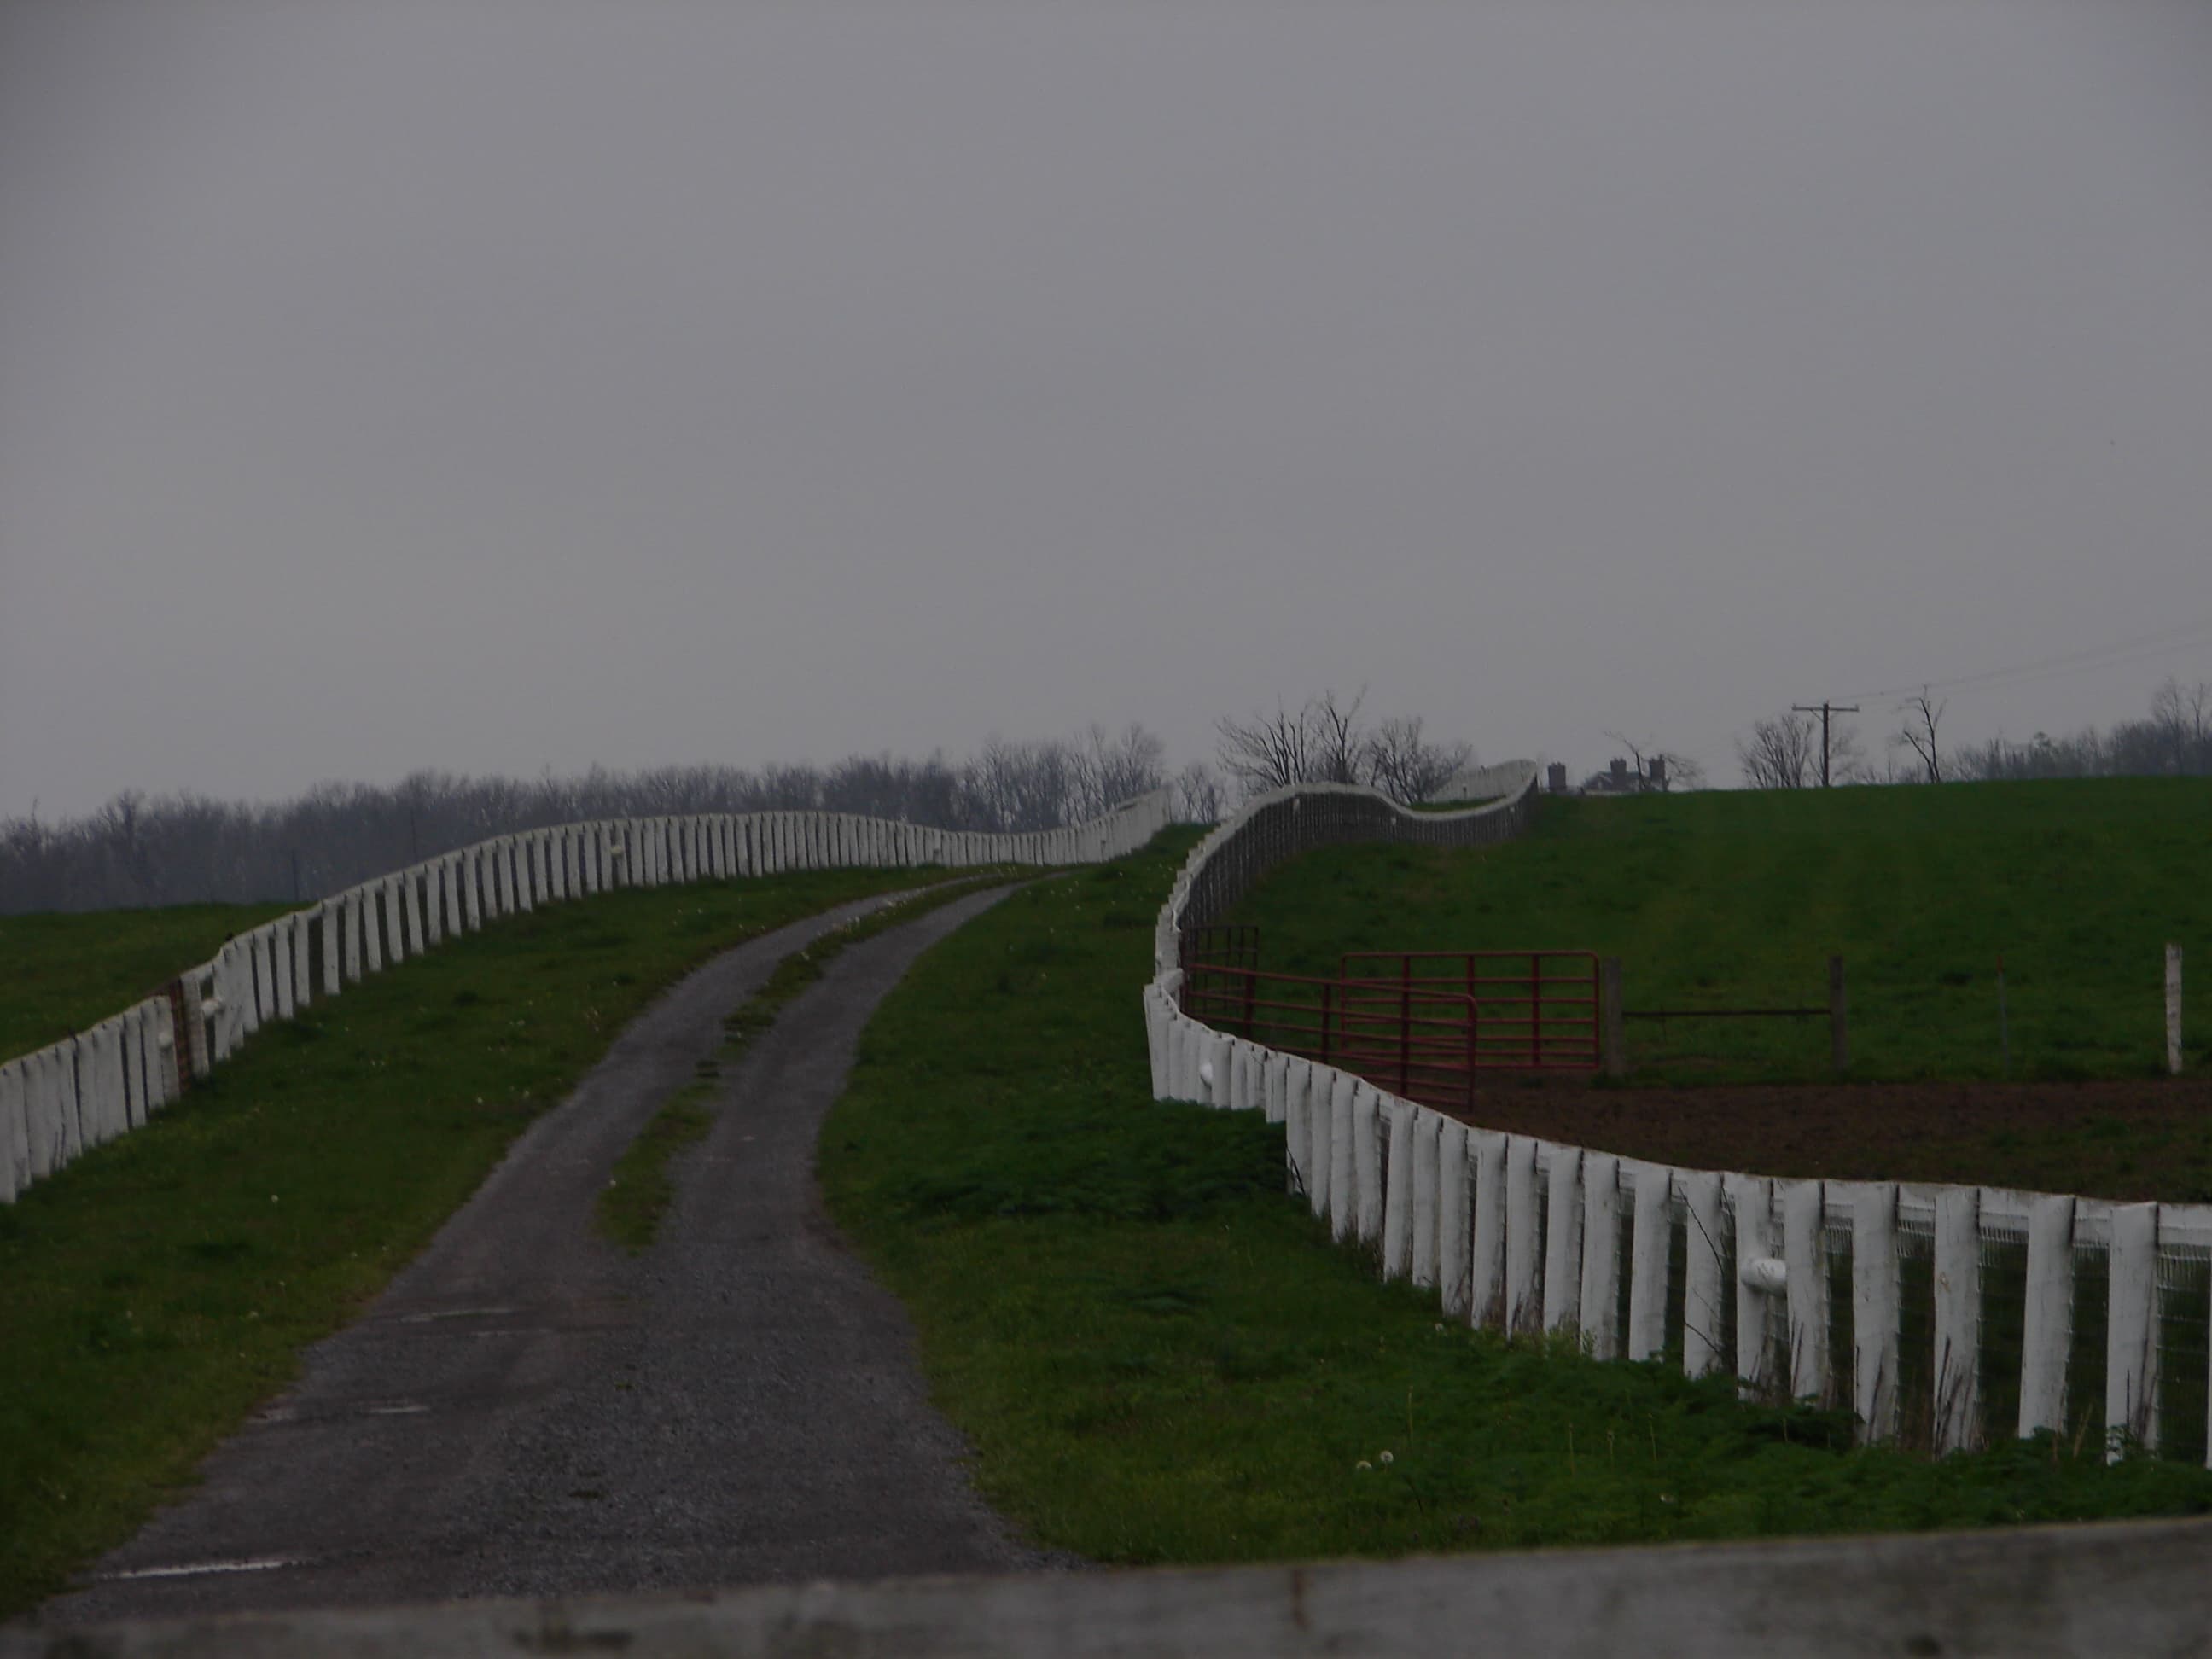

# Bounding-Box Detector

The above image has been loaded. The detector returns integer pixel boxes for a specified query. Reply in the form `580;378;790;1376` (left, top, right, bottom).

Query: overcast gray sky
4;0;2209;820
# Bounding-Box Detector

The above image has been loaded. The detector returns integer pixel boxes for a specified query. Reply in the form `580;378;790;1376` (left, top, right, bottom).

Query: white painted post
1626;1161;1672;1363
1305;1065;1334;1220
1438;1120;1473;1318
362;890;384;975
1934;1185;1982;1454
0;1061;26;1202
338;891;360;979
375;882;402;966
1208;1034;1234;1109
2168;945;2184;1075
1784;1180;1829;1403
125;1005;153;1128
2019;1194;2075;1441
403;868;426;952
111;1019;140;1139
272;924;296;1021
1843;1182;1900;1442
1264;1052;1289;1126
1726;1174;1776;1394
24;1049;61;1179
292;913;314;1007
2106;1202;2161;1458
1504;1136;1540;1335
1543;1146;1586;1336
57;1037;85;1161
320;901;341;996
1283;1058;1311;1196
1477;1141;1512;1336
1353;1085;1385;1246
243;931;269;1032
1330;1071;1359;1243
462;850;484;927
1382;1100;1417;1280
1411;1109;1441;1292
1580;1153;1622;1359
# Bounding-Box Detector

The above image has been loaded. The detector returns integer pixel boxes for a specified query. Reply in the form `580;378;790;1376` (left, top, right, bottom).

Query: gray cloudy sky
4;0;2210;820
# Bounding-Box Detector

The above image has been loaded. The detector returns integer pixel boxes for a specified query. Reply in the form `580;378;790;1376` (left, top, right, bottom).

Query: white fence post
1284;1059;1312;1197
1580;1153;1622;1359
2107;1202;2161;1458
1784;1180;1829;1404
2019;1194;2075;1441
1438;1120;1473;1318
0;1060;26;1202
1504;1136;1540;1335
1353;1085;1385;1247
1382;1099;1416;1280
1847;1182;1900;1442
1330;1072;1359;1243
1684;1170;1726;1377
1542;1146;1585;1336
1626;1161;1672;1363
1411;1109;1441;1291
1934;1185;1983;1453
1305;1064;1334;1221
1727;1174;1776;1394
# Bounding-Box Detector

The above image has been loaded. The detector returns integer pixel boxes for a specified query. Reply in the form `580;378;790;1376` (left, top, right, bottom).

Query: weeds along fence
0;795;1173;1208
1143;765;2212;1464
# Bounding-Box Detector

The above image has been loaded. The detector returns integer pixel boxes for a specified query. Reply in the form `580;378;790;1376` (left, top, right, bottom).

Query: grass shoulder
595;875;1014;1253
0;864;969;1618
820;828;2212;1565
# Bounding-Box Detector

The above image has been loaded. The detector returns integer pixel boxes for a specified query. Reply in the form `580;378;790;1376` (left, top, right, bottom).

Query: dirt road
42;884;1051;1623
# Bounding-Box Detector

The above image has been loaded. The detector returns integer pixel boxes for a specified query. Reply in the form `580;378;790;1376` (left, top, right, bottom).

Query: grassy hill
0;904;299;1064
1225;777;2212;1084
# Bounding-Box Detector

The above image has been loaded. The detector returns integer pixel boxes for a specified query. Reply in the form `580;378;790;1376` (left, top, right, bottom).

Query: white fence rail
2;795;1173;1208
1144;766;2212;1463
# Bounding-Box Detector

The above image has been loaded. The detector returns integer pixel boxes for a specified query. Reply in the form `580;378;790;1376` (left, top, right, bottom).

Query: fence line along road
0;795;1173;1208
1145;763;2212;1464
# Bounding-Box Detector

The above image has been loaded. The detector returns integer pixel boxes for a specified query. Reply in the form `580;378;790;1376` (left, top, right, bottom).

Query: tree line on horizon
1736;675;2212;789
0;726;1222;915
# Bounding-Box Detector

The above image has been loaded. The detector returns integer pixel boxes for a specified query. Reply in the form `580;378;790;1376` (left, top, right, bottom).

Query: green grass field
1227;778;2212;1083
0;865;966;1618
819;828;2212;1565
1;904;299;1064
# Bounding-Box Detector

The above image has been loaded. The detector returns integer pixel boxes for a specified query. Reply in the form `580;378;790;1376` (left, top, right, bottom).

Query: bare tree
1735;713;1819;789
1365;717;1474;805
1307;687;1370;784
1171;760;1225;824
1214;690;1374;795
1894;689;1947;784
1214;697;1318;795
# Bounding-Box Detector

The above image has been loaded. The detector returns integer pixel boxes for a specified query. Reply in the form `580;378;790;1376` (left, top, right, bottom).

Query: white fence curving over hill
0;795;1173;1208
1142;765;2212;1464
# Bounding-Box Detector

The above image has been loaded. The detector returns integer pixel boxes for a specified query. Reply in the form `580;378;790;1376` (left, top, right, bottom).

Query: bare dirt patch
1440;1074;2212;1204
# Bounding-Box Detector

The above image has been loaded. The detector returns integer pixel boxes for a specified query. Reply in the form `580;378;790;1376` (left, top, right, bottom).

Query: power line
1841;611;2212;704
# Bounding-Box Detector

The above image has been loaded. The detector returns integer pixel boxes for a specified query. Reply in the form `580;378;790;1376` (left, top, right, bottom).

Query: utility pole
1792;701;1860;788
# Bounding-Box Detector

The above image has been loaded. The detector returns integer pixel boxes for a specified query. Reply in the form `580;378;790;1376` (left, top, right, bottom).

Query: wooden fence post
1829;954;1849;1075
2168;945;2184;1076
1601;957;1627;1079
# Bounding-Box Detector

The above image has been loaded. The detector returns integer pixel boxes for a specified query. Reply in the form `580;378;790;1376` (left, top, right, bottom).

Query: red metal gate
1177;934;1600;1108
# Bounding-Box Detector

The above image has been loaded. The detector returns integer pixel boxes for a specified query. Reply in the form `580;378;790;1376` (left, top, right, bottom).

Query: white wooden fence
1144;766;2212;1463
1;795;1173;1208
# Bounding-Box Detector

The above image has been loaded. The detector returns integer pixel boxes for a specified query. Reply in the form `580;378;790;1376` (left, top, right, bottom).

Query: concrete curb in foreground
14;1513;2212;1656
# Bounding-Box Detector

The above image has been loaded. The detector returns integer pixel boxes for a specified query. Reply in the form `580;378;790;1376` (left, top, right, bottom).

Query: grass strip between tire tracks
0;864;986;1618
820;831;2212;1566
595;876;1015;1253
